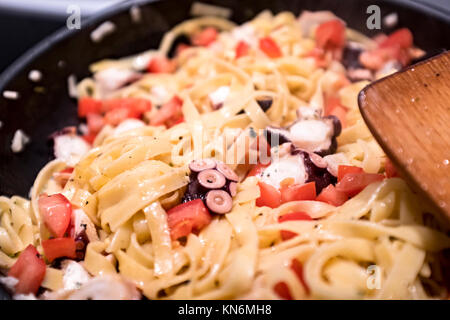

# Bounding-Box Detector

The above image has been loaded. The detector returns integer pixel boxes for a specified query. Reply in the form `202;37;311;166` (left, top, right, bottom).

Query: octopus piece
257;144;337;193
70;208;99;260
182;158;238;214
206;190;233;214
265;115;341;156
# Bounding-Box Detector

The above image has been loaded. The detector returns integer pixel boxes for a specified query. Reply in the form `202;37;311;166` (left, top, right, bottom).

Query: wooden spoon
358;51;450;220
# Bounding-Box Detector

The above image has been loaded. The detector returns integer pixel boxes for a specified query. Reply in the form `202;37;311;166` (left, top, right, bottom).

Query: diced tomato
337;165;364;182
247;162;271;177
150;95;183;127
102;98;152;116
329;105;348;128
104;107;135;126
384;158;399;178
86;113;104;133
291;259;309;294
278;211;312;241
191;27;218;46
315;19;346;50
82;133;96;144
273;259;309;299
324;96;340;116
256;181;281;209
235;41;250;59
147;56;176;74
380;28;413;49
53;167;74;188
280;182;316;203
306;47;328;68
42;238;77;262
259;37;282;58
324;96;348;128
167;199;212;240
316;184;348;206
274;281;293;300
78;97;102;118
176;43;190;56
8;245;46;294
38;193;72;238
336;172;385;197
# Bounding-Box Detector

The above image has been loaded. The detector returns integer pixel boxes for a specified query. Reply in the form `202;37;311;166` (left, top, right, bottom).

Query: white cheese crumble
61;260;91;290
3;90;19;100
28;70;42;82
209;86;230;108
0;276;18;290
11;129;30;153
13;293;37;300
90;21;116;43
151;85;170;105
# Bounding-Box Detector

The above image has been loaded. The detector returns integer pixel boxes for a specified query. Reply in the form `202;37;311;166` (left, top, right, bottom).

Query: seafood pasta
1;10;449;300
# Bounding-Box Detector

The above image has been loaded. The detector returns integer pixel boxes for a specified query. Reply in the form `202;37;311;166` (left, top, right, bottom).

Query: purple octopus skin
291;146;337;193
265;115;342;156
342;45;364;70
315;115;341;157
74;229;90;261
264;127;291;147
182;166;236;211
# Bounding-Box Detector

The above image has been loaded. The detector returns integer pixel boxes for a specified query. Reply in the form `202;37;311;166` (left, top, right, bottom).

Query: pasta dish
1;10;449;300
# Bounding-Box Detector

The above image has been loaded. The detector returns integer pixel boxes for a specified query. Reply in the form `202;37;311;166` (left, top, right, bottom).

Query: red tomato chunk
259;37;282;58
278;212;312;241
336;172;385;197
315;19;346;50
8;245;46;294
280;182;316;203
38;193;72;238
316;184;348;206
235;41;250;59
42;238;77;262
191;27;218;47
256;181;281;209
167;199;212;240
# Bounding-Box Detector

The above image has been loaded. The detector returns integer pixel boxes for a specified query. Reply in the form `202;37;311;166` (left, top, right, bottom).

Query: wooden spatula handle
359;51;450;220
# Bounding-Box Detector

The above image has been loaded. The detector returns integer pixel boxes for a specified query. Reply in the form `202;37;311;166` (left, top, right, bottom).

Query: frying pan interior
0;0;449;197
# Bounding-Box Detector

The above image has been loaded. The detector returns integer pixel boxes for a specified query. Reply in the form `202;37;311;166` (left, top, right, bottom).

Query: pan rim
0;0;449;93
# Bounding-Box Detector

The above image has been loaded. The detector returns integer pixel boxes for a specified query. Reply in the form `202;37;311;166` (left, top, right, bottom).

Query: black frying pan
0;0;449;298
1;0;449;198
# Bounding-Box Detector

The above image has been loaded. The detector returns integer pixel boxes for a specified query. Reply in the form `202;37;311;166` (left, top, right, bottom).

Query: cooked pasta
1;10;449;300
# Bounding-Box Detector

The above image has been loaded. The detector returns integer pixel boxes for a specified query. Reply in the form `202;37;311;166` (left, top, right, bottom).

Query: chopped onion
11;129;30;153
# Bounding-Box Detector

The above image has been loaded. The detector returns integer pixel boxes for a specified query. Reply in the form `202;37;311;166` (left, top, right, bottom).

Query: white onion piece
54;134;90;167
